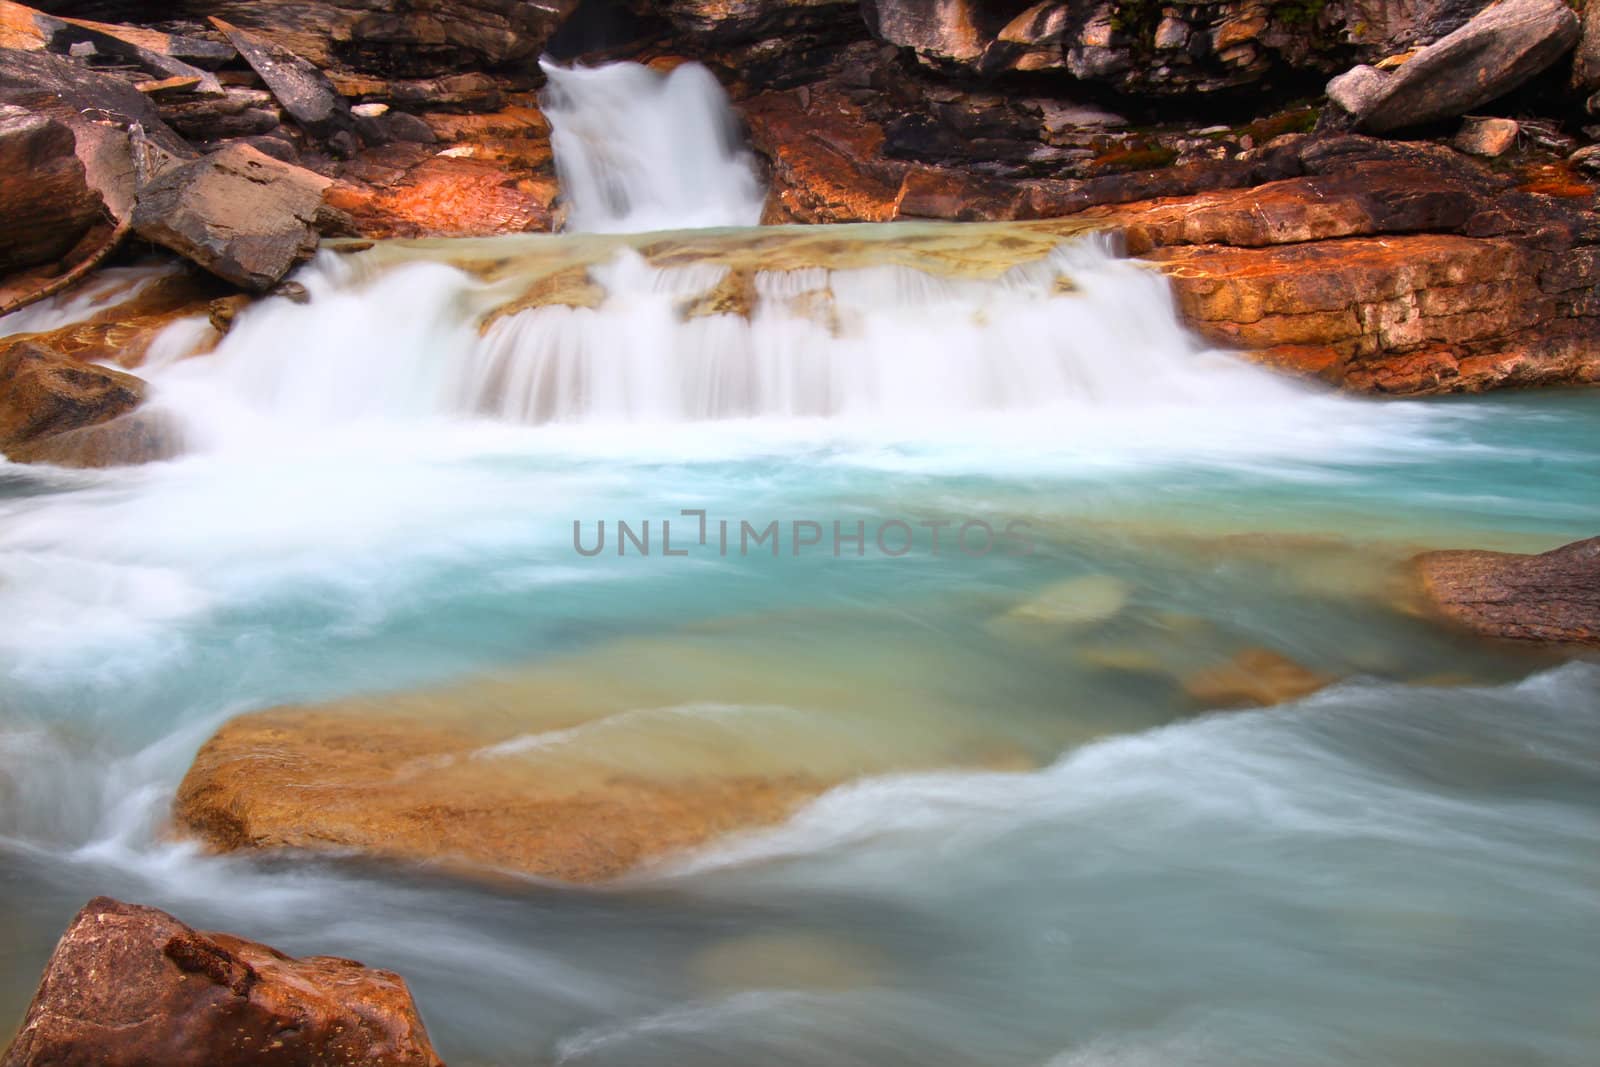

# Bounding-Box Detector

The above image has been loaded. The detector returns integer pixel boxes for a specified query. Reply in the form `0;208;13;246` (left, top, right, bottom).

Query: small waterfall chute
540;59;767;234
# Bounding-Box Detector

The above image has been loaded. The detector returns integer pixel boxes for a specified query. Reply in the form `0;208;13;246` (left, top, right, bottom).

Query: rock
0;1;55;51
1413;536;1600;646
0;340;145;455
210;17;355;145
1574;0;1600;90
1183;648;1334;708
48;17;225;95
0;104;105;275
1;265;226;369
0;47;192;221
999;575;1130;627
1327;0;1580;132
173;699;832;883
0;896;443;1067
51;14;236;70
1569;144;1600;175
665;0;859;40
1453;115;1519;157
3;408;183;468
863;0;990;62
132;143;331;291
1102;136;1600;395
689;931;884;994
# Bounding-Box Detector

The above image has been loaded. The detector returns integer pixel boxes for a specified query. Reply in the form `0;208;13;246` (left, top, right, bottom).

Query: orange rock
174;704;832;883
1;897;442;1067
742;88;905;223
326;156;556;239
1184;648;1334;709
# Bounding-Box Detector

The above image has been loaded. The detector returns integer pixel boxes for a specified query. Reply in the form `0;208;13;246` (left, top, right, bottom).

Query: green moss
1274;0;1328;27
1107;0;1162;41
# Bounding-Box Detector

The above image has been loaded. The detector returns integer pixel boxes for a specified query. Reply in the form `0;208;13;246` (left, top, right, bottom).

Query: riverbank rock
0;896;442;1067
1326;0;1579;131
132;143;331;290
1413;537;1600;646
0;105;105;276
0;340;145;456
174;701;831;883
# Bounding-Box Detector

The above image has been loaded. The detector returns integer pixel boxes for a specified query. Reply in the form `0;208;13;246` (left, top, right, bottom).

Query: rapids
2;60;1599;1067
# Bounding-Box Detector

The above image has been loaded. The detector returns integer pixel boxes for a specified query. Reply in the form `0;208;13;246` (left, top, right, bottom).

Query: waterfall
144;228;1323;444
540;60;767;233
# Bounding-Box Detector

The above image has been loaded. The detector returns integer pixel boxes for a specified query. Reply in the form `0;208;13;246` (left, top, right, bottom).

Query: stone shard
0;896;444;1067
1413;537;1600;646
210;17;355;144
0;104;105;275
1327;0;1580;131
131;143;331;291
1452;115;1519;157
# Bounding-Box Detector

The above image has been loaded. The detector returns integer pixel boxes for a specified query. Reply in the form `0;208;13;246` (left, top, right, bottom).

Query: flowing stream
2;62;1599;1066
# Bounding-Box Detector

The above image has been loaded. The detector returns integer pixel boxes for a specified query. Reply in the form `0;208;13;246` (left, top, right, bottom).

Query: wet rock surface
174;699;833;883
0;340;146;456
1414;537;1600;646
0;896;443;1067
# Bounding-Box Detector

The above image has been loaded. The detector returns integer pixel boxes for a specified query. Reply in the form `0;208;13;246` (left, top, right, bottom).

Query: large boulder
1327;0;1580;131
132;143;331;290
0;340;145;456
0;897;443;1067
1413;537;1600;646
0;104;105;275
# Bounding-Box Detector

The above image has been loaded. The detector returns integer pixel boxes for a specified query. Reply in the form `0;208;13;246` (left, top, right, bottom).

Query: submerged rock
1327;0;1579;131
1183;648;1334;709
0;896;442;1067
174;702;832;883
132;143;331;291
1413;537;1600;646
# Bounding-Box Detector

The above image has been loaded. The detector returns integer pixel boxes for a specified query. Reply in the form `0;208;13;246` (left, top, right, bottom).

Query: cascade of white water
539;60;766;233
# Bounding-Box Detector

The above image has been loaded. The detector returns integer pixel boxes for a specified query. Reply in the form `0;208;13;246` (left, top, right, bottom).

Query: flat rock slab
132;142;331;291
1414;537;1600;646
174;702;829;883
0;897;442;1067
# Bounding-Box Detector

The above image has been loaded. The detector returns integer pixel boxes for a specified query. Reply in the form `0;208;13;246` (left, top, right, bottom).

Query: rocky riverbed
2;4;1599;1067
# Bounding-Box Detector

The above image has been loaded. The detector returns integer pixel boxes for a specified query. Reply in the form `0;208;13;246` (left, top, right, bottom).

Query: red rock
1413;537;1600;646
0;897;442;1067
